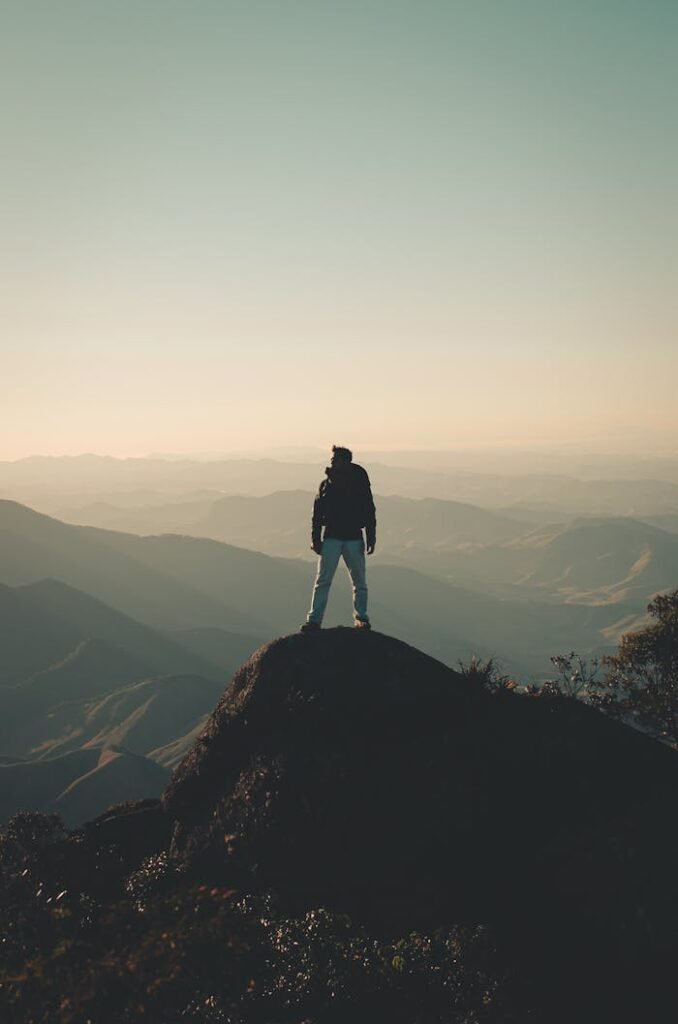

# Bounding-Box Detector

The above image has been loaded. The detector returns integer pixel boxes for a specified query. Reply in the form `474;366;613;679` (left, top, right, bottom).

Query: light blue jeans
307;537;369;624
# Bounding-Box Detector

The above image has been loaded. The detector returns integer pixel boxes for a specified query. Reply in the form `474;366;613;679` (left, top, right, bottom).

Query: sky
1;0;677;459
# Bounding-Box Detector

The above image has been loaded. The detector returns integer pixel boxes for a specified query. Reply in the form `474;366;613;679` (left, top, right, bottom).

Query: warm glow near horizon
2;1;677;462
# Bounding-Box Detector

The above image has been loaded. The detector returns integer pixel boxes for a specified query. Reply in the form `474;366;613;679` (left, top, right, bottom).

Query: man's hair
332;445;353;462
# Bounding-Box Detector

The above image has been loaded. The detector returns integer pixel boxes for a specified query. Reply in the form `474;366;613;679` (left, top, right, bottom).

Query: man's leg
306;538;342;624
342;539;369;623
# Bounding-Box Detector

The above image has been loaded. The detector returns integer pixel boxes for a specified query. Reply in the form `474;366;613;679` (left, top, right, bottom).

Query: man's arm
363;476;377;555
311;485;324;554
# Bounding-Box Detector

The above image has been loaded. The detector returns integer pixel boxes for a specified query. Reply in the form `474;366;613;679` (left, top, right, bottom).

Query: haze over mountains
4;451;678;520
52;491;678;608
1;447;677;824
0;498;650;675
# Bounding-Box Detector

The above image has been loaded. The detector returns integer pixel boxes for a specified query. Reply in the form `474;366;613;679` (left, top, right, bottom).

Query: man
301;445;376;631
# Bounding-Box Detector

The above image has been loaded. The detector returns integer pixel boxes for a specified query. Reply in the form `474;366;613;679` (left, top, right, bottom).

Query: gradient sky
2;0;677;458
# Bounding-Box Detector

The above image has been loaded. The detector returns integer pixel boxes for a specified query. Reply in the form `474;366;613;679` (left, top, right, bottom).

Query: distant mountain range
7;670;223;767
0;500;642;677
45;490;678;609
0;577;235;686
412;516;678;607
0;498;303;635
19;637;153;705
3;452;678;517
56;490;529;559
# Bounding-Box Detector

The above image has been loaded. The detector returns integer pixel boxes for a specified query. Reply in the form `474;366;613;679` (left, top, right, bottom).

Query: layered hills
5;672;223;766
0;559;264;822
0;577;229;685
50;490;678;611
0;500;643;676
19;637;152;705
57;490;528;557
0;499;289;635
0;497;675;829
4;451;678;516
432;515;678;605
0;745;169;826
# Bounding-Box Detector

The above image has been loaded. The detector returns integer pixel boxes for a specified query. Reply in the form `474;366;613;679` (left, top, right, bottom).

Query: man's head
331;445;353;467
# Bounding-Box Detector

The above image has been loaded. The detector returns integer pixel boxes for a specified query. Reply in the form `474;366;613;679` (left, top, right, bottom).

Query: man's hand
311;541;323;555
366;542;376;555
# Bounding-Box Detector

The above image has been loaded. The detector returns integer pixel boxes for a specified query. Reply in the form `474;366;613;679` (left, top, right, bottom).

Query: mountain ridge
0;500;637;677
0;744;169;825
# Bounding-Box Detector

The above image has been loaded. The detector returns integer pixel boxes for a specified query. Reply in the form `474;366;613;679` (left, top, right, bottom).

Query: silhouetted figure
301;445;376;631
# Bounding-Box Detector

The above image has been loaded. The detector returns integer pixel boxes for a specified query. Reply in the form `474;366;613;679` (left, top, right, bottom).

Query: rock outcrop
163;628;678;934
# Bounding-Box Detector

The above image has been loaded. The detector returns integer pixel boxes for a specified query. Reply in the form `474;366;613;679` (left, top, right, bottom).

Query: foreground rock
164;628;678;937
3;628;677;1022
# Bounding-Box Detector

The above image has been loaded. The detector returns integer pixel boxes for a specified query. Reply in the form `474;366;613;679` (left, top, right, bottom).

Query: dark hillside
19;637;151;705
0;499;279;634
0;746;169;825
2;630;676;1022
0;581;82;685
163;630;678;1017
165;630;677;919
4;673;223;764
0;579;218;686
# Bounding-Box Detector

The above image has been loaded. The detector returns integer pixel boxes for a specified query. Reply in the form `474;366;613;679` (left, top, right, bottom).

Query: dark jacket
312;462;376;547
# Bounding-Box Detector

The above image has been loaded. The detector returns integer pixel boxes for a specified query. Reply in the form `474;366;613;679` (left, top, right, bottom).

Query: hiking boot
354;619;371;630
300;621;321;633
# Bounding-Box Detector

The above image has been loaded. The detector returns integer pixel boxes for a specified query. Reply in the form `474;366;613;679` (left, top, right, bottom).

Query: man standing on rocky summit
301;445;376;631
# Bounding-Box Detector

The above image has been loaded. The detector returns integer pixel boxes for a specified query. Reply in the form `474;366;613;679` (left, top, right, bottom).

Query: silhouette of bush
542;590;678;746
0;810;516;1023
522;650;609;703
1;860;515;1024
602;590;678;746
457;655;517;696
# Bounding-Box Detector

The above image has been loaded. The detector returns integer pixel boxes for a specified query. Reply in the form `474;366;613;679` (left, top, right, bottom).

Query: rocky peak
163;628;678;928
